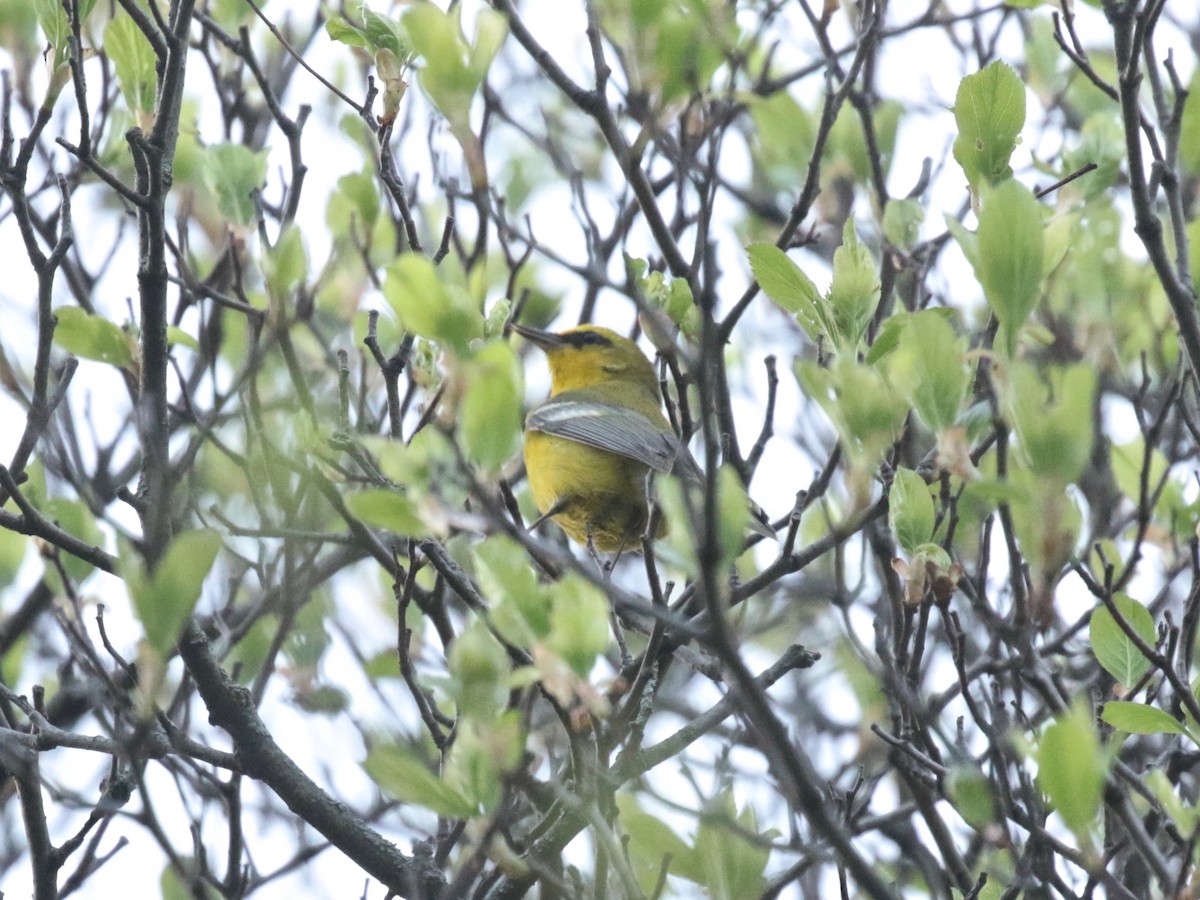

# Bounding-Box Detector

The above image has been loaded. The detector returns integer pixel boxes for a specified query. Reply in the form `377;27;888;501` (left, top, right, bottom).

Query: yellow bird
512;322;772;553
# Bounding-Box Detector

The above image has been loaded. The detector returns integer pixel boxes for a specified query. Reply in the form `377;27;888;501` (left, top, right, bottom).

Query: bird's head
511;323;660;397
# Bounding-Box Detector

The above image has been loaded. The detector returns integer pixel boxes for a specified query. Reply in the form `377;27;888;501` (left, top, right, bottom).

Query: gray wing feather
527;399;699;478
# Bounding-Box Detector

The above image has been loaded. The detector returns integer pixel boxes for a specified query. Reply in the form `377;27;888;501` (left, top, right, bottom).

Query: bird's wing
526;399;696;476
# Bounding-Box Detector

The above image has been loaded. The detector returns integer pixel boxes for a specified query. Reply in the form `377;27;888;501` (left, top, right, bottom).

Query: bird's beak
509;322;564;350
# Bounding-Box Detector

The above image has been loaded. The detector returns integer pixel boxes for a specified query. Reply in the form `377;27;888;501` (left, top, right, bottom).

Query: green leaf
478;535;550;644
363;648;403;681
468;8;507;80
889;468;935;556
143;529;221;643
448;620;510;719
1110;439;1191;537
1006;362;1095;484
1026;15;1063;102
281;594;331;670
685;793;770;899
0;631;28;687
945;214;980;271
1180;70;1200;179
461;340;522;471
747;92;815;188
167;326;199;351
402;4;504;131
328;170;381;233
866;309;958;367
0;0;39;53
0;528;27;589
1102;701;1189;738
886;310;968;432
882;198;923;251
547;575;611;676
976;179;1044;356
200;143;268;229
325;17;370;49
864;312;908;366
1000;467;1082;577
206;0;252;30
404;5;469;116
1089;594;1155;685
952;60;1027;189
946;765;995;831
263;225;308;305
226;619;274;685
293;684;349;714
714;464;753;566
346;489;424;535
444;714;524;814
32;0;67;55
160;861;220;900
656;474;697;569
1041;212;1076;278
325;7;410;57
650;2;730;103
361;6;411;59
664;278;698;339
827;99;902;185
382;255;483;352
1036;703;1106;838
827;221;881;351
475;535;540;601
1143;769;1200;834
364;742;477;818
126;530;221;654
616;793;693;895
105;13;157;126
53;307;134;367
631;259;699;343
1190;219;1200;314
747;243;827;341
367;427;451;487
795;358;905;469
43;497;102;582
1063;114;1123;200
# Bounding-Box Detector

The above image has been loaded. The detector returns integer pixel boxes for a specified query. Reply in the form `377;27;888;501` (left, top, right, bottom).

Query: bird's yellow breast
524;430;654;552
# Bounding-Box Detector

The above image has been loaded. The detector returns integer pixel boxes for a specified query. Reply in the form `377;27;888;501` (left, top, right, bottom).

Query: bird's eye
563;329;614;349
